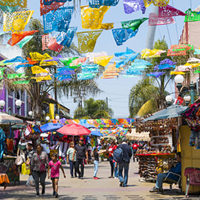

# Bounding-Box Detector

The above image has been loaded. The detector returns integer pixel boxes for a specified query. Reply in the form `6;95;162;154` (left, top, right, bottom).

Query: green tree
74;98;113;119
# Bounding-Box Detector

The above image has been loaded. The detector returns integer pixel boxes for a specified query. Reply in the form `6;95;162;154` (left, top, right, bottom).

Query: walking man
72;138;88;179
118;137;132;187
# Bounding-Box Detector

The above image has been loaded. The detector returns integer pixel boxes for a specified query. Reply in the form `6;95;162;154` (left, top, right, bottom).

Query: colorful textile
7;31;38;46
149;13;175;26
158;5;186;17
40;0;65;16
112;28;138;46
146;72;165;78
89;0;119;8
43;7;74;33
7;73;27;79
17;36;33;48
81;6;109;30
31;66;49;74
0;5;18;12
143;0;169;7
30;52;52;61
123;0;146;14
184;9;200;22
94;55;114;67
13;80;30;84
0;0;27;8
43;0;71;5
77;30;103;53
160;58;176;65
121;18;148;31
3;10;34;32
4;56;27;63
0;128;6;160
31;75;52;82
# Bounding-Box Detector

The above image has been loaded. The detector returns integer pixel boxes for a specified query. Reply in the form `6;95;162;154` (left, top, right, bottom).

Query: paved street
1;161;200;200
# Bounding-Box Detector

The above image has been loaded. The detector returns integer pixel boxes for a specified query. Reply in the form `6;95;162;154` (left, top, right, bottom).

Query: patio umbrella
57;123;91;136
40;123;63;133
90;130;103;137
0;112;23;124
142;105;188;122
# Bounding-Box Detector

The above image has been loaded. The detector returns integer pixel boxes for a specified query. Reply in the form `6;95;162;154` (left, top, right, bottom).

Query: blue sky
27;0;200;118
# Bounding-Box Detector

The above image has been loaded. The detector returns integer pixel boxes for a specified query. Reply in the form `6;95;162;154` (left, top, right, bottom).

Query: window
15;91;20;99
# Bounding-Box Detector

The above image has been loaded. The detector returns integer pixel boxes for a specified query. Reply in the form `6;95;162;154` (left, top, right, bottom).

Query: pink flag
47;38;63;52
149;13;175;26
42;35;50;51
158;5;186;18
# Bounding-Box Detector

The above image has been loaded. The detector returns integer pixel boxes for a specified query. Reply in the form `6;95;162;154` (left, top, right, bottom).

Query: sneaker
53;191;56;196
93;177;99;179
149;186;162;192
120;182;124;187
114;177;118;179
42;188;45;195
71;176;74;178
55;193;58;198
36;193;39;198
108;176;114;178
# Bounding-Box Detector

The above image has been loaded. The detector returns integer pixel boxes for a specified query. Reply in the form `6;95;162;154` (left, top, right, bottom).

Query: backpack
113;148;123;163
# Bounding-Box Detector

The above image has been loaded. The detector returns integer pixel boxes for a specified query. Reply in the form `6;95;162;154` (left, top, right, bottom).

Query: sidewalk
1;161;200;200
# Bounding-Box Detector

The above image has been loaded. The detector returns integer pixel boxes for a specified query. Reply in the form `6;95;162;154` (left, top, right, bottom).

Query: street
1;161;199;200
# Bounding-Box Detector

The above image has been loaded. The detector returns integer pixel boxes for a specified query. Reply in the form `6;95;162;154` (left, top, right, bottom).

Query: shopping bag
26;175;35;187
21;163;30;175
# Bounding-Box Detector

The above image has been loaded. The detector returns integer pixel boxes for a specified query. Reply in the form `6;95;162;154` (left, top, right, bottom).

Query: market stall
126;128;150;141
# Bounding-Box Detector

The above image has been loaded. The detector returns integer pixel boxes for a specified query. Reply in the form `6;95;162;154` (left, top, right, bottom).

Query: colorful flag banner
57;76;72;81
141;49;166;58
100;23;114;30
94;55;114;67
43;7;74;33
15;64;33;71
7;30;38;46
0;0;27;7
81;6;109;30
77;73;96;80
170;71;185;75
121;18;148;31
112;28;138;46
60;57;78;66
143;0;169;8
154;63;175;70
31;75;52;82
160;58;176;65
133;59;152;66
89;0;119;8
17;36;33;48
13;80;30;84
73;57;87;65
184;9;200;22
40;0;65;16
123;0;146;14
30;52;52;61
0;5;19;12
158;5;186;18
47;38;63;52
167;49;186;56
42;34;50;51
45;55;63;62
86;52;107;62
123;53;139;62
43;0;71;5
31;66;49;74
194;49;200;55
4;56;27;63
0;60;13;66
126;69;142;75
149;13;175;26
27;57;39;65
0;68;5;76
7;73;27;79
77;30;103;53
115;47;135;57
123;75;139;78
3;10;34;32
40;60;57;66
146;72;165;78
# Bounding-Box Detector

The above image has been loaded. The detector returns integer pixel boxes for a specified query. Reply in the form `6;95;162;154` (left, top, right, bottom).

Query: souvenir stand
135;118;178;181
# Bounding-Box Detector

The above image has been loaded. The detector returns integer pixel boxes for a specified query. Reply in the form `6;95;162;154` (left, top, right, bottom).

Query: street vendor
149;152;181;192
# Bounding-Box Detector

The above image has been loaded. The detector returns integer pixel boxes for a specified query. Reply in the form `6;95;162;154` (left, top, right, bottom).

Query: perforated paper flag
15;64;33;71
0;68;5;76
184;9;200;22
158;5;186;18
89;0;119;8
4;56;27;63
149;13;175;26
31;66;49;74
141;49;166;58
13;80;30;84
30;52;52;61
0;60;13;66
73;57;87;65
194;49;200;55
146;72;165;78
17;36;33;48
123;0;146;14
81;6;109;30
112;28;138;46
40;60;57;66
170;71;185;75
160;59;176;65
94;55;114;67
143;0;169;8
77;30;103;53
0;5;19;12
87;52;107;62
115;47;135;57
47;38;63;52
43;7;74;33
60;57;78;66
31;75;52;82
42;34;50;51
3;10;34;32
0;0;27;8
43;0;71;5
7;73;27;79
121;18;148;31
100;23;114;30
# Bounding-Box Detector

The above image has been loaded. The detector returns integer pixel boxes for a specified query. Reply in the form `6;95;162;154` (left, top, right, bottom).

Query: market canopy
0;112;23;124
90;130;103;137
40;122;63;133
142;105;188;122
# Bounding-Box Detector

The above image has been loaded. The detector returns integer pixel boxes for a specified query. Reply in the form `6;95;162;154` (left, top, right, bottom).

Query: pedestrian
66;141;77;178
93;147;100;179
25;143;35;175
48;153;66;198
72;138;88;179
132;141;139;162
108;140;117;178
30;144;49;197
118;137;132;187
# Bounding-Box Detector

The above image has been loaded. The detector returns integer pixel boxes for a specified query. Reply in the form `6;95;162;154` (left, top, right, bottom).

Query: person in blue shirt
150;152;181;192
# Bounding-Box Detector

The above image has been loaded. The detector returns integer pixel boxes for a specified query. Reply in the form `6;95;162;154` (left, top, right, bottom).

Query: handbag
38;154;46;172
15;148;24;165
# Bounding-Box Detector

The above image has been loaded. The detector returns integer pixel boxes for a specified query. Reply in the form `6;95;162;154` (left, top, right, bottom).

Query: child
66;142;77;178
93;147;101;179
48;153;66;198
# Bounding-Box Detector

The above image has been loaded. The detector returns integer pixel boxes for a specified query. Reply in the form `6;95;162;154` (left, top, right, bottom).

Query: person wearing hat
72;138;88;179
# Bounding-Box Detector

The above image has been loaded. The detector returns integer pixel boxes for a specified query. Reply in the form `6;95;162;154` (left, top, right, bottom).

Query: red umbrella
57;123;91;136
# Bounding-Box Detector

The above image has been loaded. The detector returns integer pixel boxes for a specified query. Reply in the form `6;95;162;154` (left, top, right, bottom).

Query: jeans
132;149;137;162
109;158;114;177
69;160;76;177
32;171;46;194
155;173;167;189
118;161;129;187
94;160;99;177
75;159;84;178
114;162;119;178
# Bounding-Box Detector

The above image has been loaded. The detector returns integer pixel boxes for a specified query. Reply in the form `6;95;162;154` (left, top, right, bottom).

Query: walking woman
30;144;49;197
108;140;117;178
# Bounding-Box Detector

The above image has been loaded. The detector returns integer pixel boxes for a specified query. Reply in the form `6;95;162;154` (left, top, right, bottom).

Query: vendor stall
126;128;150;141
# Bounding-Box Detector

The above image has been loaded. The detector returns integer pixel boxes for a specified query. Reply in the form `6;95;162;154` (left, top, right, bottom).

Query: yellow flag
94;55;114;67
143;0;169;7
185;63;200;68
40;60;57;66
141;49;166;58
81;6;110;30
31;75;52;82
3;10;34;32
0;0;27;8
100;23;114;30
30;52;52;61
77;30;103;53
170;71;186;75
31;66;49;74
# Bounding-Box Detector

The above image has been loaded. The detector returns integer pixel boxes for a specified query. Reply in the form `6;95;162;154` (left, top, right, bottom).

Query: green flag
60;57;79;66
121;18;148;31
184;9;200;22
13;80;30;84
0;68;5;76
17;36;33;49
0;60;13;66
8;73;28;79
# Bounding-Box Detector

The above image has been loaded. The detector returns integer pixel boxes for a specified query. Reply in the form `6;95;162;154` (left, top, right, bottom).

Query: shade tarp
0;112;23;124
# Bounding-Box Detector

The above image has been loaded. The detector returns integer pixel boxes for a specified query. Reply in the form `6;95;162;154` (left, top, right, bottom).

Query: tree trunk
33;97;43;123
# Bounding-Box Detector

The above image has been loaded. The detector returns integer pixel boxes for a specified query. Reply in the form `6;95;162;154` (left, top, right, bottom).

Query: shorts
51;177;59;180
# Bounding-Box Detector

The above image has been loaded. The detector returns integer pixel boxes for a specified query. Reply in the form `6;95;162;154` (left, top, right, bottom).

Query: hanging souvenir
93;55;114;67
143;0;169;8
0;5;19;13
7;30;39;46
146;72;165;78
3;10;34;32
112;28;138;46
81;6;109;30
30;52;52;61
7;73;27;79
17;36;33;48
4;56;27;63
158;5;186;18
31;66;49;74
0;0;27;8
149;13;175;26
77;30;103;53
43;7;74;33
13;80;30;84
121;18;148;31
184;9;200;22
89;0;119;8
43;0;71;5
31;75;52;82
123;0;146;14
